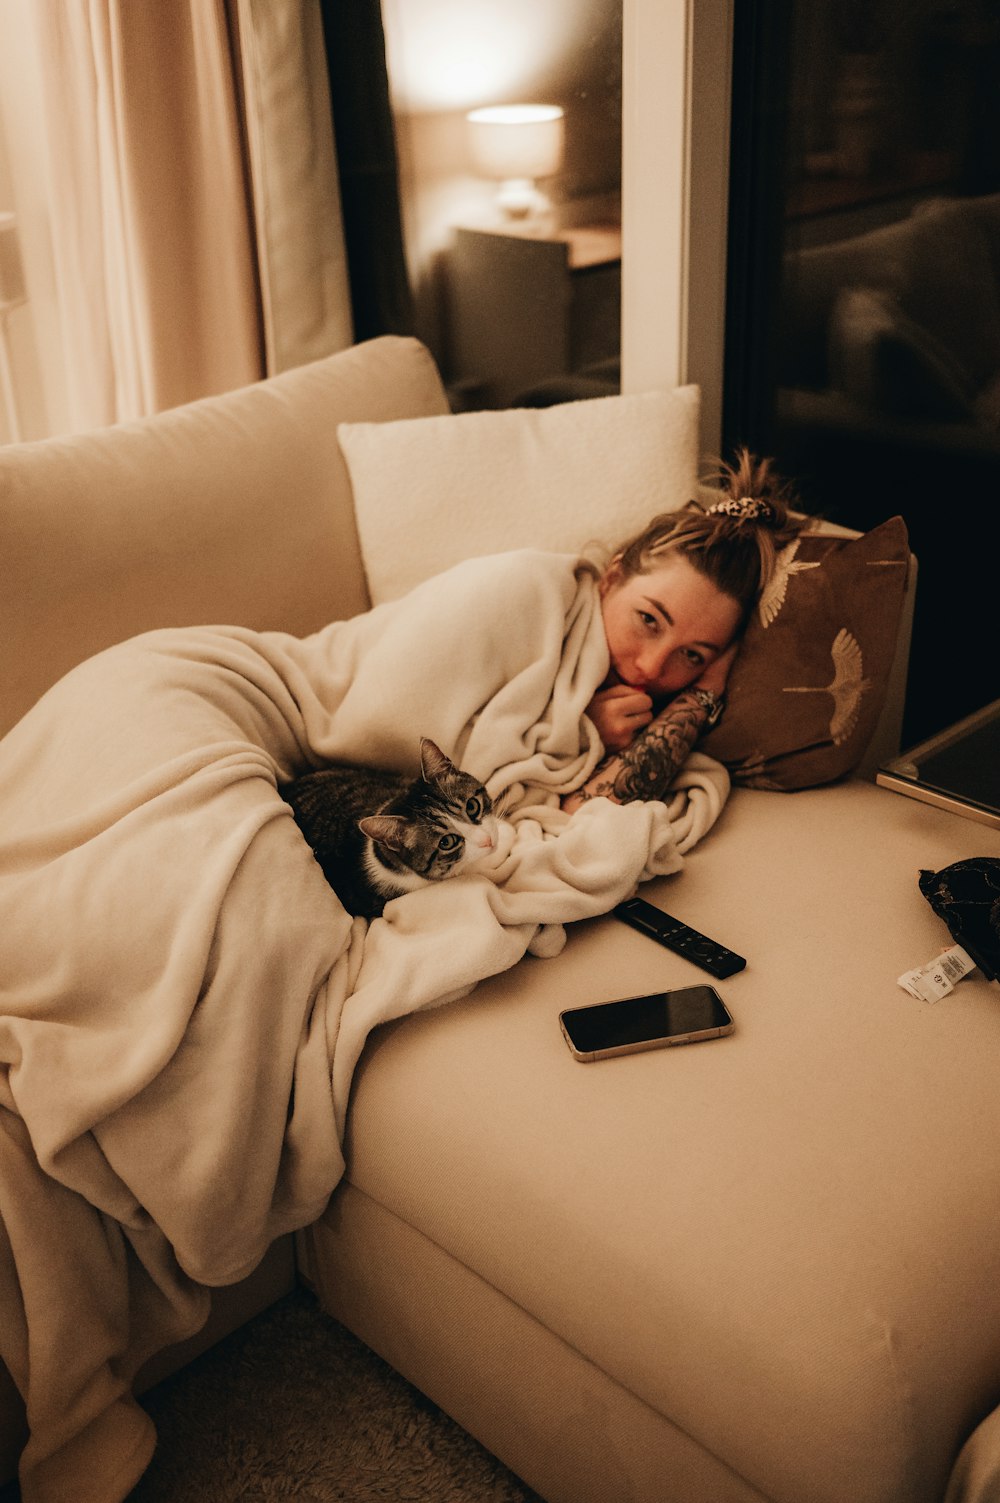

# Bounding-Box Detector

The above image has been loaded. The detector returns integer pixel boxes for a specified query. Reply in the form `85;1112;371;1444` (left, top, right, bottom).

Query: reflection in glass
726;0;1000;746
878;699;1000;830
381;0;622;411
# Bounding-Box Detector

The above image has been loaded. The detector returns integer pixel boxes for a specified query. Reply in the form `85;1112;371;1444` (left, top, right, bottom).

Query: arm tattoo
612;692;705;802
573;689;708;808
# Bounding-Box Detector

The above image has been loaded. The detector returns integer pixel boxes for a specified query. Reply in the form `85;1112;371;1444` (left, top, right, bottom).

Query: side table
446;221;621;408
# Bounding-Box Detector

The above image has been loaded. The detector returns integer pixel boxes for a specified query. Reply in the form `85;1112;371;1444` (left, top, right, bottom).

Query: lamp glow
466;104;564;219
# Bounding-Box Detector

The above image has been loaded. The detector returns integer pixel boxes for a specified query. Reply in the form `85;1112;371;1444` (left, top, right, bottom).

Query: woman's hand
565;640;743;813
693;640;740;698
586;683;654;752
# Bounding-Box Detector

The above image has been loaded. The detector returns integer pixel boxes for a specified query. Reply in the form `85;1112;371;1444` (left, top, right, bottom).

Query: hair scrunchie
705;496;775;522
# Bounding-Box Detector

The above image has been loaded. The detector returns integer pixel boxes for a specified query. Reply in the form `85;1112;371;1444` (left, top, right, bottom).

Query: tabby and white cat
281;737;500;918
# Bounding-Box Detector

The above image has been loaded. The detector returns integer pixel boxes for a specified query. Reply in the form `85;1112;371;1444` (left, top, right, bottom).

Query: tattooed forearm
567;774;619;805
562;689;709;812
612;692;705;802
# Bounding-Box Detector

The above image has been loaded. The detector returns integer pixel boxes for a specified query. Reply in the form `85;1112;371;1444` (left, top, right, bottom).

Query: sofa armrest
0;336;449;740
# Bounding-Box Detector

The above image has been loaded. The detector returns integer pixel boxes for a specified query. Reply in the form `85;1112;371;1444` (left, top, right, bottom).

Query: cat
281;737;500;918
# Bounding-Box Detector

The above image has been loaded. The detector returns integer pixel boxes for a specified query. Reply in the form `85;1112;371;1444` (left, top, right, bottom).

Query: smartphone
559;985;734;1062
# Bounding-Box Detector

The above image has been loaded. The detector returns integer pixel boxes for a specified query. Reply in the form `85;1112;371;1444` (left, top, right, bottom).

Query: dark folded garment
919;857;1000;982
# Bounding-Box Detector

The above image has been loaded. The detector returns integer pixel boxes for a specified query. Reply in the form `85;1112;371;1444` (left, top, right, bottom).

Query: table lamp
466;104;564;220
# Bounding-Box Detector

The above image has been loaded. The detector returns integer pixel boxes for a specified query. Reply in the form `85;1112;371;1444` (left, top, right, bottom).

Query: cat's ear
419;737;455;785
359;814;409;854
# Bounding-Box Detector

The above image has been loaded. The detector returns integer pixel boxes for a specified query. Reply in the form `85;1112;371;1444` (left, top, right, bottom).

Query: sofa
2;334;1000;1503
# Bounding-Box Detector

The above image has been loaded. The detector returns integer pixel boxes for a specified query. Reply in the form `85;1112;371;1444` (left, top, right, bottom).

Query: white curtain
235;0;353;377
9;0;353;433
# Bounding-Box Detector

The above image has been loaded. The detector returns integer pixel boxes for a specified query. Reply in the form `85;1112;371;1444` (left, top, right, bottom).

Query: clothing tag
898;945;977;1003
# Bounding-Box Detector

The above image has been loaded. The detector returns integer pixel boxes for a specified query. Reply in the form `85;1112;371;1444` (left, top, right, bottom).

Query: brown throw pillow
699;516;911;790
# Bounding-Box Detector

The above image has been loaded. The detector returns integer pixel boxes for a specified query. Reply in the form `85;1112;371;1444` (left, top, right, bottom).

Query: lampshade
466;105;565;183
0;213;26;308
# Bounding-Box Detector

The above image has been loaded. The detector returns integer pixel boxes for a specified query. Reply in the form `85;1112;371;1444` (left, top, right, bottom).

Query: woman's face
600;553;743;698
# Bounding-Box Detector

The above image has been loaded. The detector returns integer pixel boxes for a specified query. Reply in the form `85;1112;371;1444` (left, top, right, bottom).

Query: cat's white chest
362;844;430;899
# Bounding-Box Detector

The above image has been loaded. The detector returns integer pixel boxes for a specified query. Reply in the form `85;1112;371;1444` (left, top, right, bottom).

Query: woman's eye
637;610;658;632
466;796;482;820
439;833;462;852
683;648;705;666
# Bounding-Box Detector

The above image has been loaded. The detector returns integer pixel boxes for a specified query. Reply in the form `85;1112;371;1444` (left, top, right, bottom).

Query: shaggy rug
125;1286;544;1502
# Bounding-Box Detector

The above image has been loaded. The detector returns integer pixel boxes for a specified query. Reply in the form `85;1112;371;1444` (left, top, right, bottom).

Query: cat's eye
438;833;462;852
465;796;482;820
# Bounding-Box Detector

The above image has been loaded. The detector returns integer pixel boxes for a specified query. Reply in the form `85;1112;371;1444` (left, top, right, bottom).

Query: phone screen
560;986;732;1054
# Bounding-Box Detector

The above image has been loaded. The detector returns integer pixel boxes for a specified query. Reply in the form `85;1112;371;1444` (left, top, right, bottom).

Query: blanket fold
0;549;729;1502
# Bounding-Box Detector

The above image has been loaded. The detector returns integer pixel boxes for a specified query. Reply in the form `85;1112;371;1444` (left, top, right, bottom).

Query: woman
565;449;803;812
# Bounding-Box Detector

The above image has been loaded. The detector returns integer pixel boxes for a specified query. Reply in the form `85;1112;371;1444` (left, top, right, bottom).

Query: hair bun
706;448;798;533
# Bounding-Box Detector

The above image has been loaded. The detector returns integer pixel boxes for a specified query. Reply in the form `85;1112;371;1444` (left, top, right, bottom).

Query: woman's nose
636;638;675;683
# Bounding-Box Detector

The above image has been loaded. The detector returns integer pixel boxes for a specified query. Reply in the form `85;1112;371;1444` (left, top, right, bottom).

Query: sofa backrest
0;336;450;740
1;333;916;772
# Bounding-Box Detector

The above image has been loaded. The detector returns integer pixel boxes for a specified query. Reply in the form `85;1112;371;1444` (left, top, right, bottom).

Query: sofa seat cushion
332;781;1000;1503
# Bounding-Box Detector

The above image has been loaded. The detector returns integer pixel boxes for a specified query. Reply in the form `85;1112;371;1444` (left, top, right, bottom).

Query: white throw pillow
338;386;700;604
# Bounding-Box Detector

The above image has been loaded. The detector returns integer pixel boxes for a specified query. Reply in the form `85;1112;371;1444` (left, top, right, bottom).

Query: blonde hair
605;449;808;626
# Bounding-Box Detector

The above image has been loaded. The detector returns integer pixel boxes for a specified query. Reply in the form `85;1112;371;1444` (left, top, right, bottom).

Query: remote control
613;896;746;979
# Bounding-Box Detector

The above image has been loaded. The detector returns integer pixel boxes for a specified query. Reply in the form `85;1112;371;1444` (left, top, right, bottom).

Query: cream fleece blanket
0;550;728;1503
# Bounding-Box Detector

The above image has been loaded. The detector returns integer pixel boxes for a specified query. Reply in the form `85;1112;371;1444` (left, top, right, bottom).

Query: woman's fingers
595;685;653;714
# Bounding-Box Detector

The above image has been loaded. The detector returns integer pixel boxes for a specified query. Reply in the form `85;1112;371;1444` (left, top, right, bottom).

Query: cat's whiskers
489;788;515;820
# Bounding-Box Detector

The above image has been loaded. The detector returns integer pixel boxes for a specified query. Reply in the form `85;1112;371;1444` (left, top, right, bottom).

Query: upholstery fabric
324;778;1000;1503
308;1187;772;1503
700;516;911;788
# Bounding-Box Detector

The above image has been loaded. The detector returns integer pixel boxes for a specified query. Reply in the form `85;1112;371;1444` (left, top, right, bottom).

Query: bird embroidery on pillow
757;538;820;628
782;628;872;744
729;751;783;790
